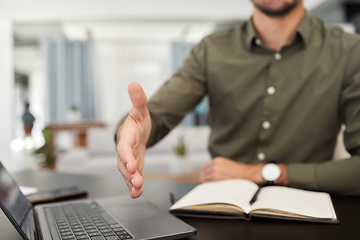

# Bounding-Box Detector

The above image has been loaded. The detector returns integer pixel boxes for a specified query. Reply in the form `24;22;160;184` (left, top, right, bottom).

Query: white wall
0;0;251;21
93;40;172;130
0;0;326;21
0;19;13;160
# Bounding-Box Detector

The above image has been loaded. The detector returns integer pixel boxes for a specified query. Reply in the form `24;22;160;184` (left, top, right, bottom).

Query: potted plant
33;127;57;169
67;104;82;123
170;135;191;176
173;135;187;158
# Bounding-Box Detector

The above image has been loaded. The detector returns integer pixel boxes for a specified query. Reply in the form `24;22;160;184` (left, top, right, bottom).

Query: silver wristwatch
261;162;281;185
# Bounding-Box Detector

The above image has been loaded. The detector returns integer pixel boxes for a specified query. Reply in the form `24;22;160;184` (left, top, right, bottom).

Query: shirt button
255;38;262;46
274;52;282;60
267;86;276;95
257;152;266;161
262;121;271;129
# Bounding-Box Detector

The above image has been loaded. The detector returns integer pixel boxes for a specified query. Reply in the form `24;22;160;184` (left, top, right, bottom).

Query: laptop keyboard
46;201;133;240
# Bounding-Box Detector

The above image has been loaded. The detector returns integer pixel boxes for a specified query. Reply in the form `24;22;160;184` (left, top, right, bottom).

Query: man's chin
253;0;300;17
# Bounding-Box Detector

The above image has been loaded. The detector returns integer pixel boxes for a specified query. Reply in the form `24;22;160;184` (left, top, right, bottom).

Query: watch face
262;163;281;181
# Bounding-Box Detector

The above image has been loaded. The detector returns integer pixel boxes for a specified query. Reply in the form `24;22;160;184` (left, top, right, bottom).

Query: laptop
0;162;196;240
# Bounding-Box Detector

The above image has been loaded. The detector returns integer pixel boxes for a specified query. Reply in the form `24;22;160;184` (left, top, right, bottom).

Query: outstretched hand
116;82;151;198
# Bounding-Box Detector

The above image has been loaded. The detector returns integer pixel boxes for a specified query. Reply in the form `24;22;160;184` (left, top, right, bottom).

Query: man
22;102;35;137
116;0;360;199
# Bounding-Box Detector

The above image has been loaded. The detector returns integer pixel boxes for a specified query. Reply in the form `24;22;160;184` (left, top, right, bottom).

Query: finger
199;173;212;183
128;82;149;121
200;161;212;172
127;170;144;199
199;163;211;182
199;167;213;183
199;171;206;183
117;154;144;186
117;137;137;174
129;186;144;199
131;171;144;190
200;166;212;177
117;156;135;187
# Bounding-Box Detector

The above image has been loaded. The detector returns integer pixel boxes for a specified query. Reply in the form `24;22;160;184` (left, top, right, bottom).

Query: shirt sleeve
288;156;360;196
288;37;360;196
145;39;208;147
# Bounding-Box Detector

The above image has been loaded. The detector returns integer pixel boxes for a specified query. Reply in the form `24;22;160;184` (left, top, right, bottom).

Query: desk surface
4;170;360;240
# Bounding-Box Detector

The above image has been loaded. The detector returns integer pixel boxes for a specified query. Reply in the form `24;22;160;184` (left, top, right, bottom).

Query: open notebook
170;179;339;223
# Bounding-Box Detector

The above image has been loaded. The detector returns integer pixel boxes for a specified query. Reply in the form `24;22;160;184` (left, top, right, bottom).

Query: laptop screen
0;162;35;240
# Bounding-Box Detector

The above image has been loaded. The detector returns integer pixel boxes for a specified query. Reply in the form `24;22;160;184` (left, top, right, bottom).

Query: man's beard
252;0;300;17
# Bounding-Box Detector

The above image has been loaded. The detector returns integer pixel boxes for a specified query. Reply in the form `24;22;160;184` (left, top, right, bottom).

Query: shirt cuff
288;163;318;191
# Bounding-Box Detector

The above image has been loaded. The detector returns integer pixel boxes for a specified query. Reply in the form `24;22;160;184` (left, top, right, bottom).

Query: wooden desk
46;122;105;148
143;171;200;184
6;170;360;240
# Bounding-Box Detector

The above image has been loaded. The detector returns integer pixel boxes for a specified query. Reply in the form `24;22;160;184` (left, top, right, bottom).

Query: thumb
128;82;149;120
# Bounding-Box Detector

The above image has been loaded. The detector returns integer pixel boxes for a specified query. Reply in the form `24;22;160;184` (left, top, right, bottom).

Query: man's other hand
199;157;288;186
199;157;264;185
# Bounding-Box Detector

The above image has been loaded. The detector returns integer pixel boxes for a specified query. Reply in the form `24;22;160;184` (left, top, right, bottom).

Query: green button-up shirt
144;14;360;195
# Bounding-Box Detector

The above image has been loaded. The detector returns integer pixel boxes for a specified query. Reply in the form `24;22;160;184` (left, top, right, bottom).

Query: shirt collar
244;19;258;50
296;13;312;46
244;13;312;50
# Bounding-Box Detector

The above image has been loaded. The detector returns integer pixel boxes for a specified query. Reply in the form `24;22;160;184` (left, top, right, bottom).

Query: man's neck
252;6;305;52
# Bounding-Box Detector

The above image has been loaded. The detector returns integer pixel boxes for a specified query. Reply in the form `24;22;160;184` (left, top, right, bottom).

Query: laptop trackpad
97;195;196;239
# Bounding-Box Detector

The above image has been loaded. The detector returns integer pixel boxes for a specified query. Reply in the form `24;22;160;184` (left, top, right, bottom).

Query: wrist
249;164;266;185
258;162;289;186
277;163;289;186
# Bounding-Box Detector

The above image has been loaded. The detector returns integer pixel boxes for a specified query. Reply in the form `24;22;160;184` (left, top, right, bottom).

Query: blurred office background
0;0;359;172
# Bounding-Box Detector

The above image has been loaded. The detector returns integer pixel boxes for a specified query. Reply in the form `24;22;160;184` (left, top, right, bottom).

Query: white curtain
42;37;96;123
